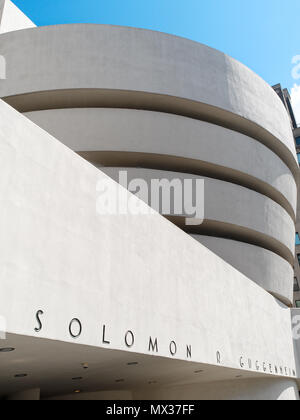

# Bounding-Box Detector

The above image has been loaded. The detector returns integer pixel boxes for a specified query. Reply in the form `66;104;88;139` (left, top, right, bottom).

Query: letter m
148;337;158;353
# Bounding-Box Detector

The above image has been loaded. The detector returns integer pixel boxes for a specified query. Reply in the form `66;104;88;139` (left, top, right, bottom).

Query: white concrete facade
0;7;299;400
0;0;35;34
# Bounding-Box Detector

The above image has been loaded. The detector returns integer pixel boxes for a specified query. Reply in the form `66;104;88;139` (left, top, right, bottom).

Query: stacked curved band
0;24;297;305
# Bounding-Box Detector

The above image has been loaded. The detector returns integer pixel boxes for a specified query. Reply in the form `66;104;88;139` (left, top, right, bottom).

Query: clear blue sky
12;0;300;91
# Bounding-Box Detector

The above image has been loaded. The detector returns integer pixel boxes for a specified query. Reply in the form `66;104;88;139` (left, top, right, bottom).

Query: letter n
186;345;192;359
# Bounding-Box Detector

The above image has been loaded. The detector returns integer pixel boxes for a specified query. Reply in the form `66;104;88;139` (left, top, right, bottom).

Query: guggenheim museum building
0;0;300;400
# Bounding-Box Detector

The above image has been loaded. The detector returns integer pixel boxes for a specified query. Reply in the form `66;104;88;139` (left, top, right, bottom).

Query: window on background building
296;137;300;147
298;153;300;165
296;301;300;308
296;233;300;246
298;254;300;266
294;278;300;292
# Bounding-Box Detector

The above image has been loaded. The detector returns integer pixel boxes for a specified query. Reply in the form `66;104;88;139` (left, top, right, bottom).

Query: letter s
34;310;44;333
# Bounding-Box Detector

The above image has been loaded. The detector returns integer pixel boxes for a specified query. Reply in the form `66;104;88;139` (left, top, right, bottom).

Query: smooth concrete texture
24;108;297;218
0;0;35;34
294;127;300;139
47;391;133;401
294;129;300;307
191;236;294;305
3;333;297;400
132;378;300;401
0;98;299;400
0;24;298;178
6;388;40;400
0;0;4;23
291;309;300;374
101;167;295;266
47;378;300;400
0;19;299;399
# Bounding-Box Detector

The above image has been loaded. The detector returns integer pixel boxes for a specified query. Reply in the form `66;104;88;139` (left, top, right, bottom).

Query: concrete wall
192;236;294;305
0;0;35;34
101;168;294;258
46;391;133;401
0;24;297;306
293;129;300;306
292;309;300;374
24;108;297;219
0;99;298;381
0;0;4;24
47;378;299;400
100;167;295;304
133;378;300;401
0;25;297;178
6;388;40;400
0;24;299;399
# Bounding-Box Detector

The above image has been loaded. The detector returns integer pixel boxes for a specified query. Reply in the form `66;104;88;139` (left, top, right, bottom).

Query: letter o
125;330;135;348
69;318;82;339
169;341;177;356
